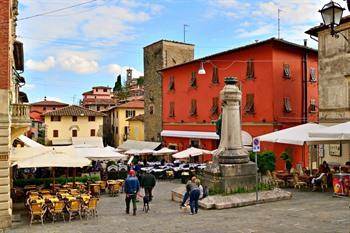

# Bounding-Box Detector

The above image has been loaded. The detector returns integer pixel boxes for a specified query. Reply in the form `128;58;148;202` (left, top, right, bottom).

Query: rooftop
160;37;317;72
126;114;144;122
118;100;144;109
305;15;350;37
144;39;194;49
43;105;105;117
31;100;68;106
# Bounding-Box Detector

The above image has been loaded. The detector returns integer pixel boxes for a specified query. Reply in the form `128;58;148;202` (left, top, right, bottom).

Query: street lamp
319;1;345;35
198;61;206;75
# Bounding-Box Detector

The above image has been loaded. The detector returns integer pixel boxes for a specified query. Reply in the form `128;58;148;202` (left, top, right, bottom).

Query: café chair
293;173;308;190
66;199;82;222
83;198;98;219
29;202;47;225
48;201;66;223
271;171;285;187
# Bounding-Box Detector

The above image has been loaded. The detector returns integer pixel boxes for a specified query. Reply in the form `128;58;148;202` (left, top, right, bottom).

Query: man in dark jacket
124;170;140;215
141;171;156;201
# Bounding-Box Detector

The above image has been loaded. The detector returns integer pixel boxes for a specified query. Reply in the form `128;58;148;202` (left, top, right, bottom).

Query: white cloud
17;1;162;50
236;24;274;38
57;51;99;74
108;64;143;79
25;56;55;71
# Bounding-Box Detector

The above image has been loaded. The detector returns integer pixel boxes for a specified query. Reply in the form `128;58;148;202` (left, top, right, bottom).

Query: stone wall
143;40;194;141
0;0;17;229
318;25;350;122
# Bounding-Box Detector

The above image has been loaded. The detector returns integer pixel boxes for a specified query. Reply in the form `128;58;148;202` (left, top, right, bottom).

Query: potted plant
280;151;292;173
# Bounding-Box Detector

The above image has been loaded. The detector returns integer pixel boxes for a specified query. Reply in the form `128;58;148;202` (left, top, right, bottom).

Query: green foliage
249;150;276;174
280;151;292;171
117;86;130;101
14;176;100;188
136;76;144;86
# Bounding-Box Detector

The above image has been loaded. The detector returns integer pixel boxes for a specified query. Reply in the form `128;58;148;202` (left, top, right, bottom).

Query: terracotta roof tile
43;105;105;116
31;100;68;106
126;114;144;122
118;100;144;109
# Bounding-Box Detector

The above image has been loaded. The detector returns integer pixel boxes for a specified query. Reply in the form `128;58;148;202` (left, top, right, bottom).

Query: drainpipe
302;39;308;123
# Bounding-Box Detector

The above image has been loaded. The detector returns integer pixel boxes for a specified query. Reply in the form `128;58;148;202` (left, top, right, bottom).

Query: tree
137;76;144;86
113;74;122;92
117;86;130;101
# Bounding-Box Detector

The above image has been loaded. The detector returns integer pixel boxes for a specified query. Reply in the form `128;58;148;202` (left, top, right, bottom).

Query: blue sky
17;0;347;104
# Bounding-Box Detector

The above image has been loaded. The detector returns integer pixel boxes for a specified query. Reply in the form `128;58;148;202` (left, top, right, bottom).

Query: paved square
9;181;350;233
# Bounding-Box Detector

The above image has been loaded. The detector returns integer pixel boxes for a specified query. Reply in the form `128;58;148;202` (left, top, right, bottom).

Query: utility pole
278;8;281;39
184;24;189;42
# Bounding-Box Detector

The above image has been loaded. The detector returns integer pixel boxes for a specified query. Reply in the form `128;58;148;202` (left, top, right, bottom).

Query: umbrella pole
73;167;76;187
52;167;55;192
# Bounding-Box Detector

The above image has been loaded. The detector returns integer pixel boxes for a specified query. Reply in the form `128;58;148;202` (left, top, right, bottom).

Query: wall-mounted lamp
319;1;350;42
198;61;206;75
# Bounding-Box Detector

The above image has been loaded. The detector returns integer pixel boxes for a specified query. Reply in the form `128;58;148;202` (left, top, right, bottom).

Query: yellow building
43;105;104;145
127;114;144;141
104;100;144;146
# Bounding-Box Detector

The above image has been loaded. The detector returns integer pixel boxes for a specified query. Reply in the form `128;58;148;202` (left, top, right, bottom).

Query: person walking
141;171;156;201
124;170;140;216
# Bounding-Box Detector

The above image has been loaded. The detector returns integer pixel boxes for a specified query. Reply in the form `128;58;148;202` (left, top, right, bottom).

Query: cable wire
18;0;99;21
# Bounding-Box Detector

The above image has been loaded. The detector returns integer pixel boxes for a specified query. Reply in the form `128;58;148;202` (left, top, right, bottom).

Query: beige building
306;15;350;164
0;0;31;228
143;40;194;142
127;114;144;141
103;100;144;146
43;105;104;146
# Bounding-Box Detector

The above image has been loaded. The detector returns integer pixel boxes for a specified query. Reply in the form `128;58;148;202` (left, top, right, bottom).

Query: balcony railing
11;103;31;127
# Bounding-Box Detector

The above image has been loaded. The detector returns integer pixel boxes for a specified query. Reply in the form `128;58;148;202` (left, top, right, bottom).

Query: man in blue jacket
124;170;140;216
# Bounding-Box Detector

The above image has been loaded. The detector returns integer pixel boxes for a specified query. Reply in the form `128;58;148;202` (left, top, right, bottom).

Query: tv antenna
184;24;189;42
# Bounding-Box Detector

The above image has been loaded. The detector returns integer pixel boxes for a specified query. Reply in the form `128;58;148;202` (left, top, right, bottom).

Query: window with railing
190;71;197;88
244;94;255;114
246;59;255;80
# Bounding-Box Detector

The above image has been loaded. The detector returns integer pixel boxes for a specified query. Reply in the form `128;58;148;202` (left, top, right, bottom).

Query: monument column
218;77;250;164
202;77;256;194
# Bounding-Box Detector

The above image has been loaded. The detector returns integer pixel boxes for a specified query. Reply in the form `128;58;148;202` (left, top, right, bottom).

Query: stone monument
201;77;256;194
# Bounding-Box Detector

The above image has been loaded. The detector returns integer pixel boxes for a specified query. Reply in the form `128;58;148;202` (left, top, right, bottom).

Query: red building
160;38;318;169
82;86;117;111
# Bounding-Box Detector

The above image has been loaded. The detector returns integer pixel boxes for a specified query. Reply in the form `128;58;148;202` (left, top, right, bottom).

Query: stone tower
143;40;194;141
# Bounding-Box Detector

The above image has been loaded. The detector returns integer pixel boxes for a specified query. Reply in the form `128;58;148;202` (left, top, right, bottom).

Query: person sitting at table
311;161;330;191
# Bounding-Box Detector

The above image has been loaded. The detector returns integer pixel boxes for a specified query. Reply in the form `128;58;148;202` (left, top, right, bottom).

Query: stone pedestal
201;162;256;194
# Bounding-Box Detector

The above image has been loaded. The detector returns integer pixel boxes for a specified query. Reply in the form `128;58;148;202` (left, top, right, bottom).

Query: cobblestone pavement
8;180;350;233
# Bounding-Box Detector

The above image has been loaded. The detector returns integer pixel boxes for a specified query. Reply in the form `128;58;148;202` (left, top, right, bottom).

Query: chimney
304;39;307;47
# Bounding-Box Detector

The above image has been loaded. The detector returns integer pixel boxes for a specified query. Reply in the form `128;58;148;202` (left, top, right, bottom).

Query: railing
11;103;31;125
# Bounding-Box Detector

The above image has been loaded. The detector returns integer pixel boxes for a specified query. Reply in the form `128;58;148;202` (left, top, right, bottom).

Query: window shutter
190;71;197;88
210;97;219;115
246;59;255;79
244;94;255;114
283;64;291;79
284;97;292;113
212;66;219;84
310;68;317;82
309;99;317;112
168;76;175;91
190;99;197;116
169;102;175;117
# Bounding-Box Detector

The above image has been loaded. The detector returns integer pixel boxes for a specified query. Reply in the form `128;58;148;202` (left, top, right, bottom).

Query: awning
51;139;72;146
118;140;161;151
76;147;127;161
161;130;253;146
153;147;178;155
18;135;44;148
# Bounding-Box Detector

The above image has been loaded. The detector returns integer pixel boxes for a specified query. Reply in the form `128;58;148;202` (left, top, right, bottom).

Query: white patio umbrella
76;147;127;161
172;147;212;159
124;149;141;155
14;147;91;189
153;147;178;155
309;121;350;139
